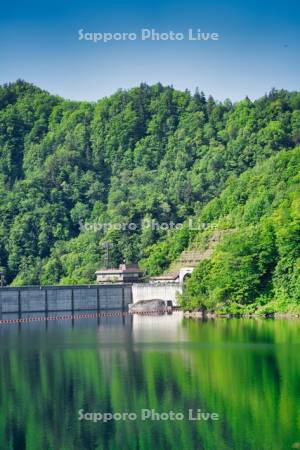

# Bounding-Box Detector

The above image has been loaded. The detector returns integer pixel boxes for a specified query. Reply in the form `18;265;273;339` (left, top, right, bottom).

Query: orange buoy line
0;308;181;326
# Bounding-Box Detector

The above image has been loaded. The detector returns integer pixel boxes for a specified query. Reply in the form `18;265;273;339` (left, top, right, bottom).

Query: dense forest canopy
0;80;299;311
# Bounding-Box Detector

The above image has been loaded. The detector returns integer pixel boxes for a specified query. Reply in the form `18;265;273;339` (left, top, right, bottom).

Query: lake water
0;312;299;450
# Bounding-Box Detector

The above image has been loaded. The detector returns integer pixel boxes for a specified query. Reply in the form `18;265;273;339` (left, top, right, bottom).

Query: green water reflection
0;313;300;450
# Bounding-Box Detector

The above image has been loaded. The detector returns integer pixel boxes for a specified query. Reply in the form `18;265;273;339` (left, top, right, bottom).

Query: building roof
95;263;143;275
95;269;123;274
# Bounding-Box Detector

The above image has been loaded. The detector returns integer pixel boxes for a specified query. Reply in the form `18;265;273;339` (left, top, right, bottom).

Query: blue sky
1;0;299;101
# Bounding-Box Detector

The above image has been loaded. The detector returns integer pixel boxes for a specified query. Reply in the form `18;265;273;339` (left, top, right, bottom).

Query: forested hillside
179;148;300;313
0;80;299;310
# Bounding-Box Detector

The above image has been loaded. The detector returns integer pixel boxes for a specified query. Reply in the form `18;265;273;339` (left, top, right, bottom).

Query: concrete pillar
18;289;22;318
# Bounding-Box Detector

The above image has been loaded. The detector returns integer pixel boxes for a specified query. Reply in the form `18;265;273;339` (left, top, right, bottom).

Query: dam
0;277;186;317
0;284;132;316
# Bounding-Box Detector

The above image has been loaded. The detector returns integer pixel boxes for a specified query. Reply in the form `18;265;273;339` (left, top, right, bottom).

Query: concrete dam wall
0;284;132;315
132;283;182;306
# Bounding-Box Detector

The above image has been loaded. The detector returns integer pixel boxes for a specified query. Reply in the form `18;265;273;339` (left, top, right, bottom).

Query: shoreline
183;311;300;319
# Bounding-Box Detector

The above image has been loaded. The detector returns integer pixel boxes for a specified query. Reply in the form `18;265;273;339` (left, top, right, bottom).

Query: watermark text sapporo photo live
78;28;220;43
78;408;220;423
79;218;213;233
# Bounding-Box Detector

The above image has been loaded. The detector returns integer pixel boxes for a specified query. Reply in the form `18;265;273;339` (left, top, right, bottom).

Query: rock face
129;299;166;313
